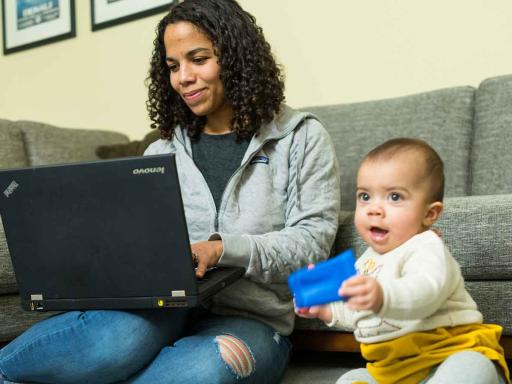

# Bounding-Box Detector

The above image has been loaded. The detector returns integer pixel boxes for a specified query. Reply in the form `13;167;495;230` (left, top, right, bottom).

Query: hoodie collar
172;104;316;159
242;105;314;161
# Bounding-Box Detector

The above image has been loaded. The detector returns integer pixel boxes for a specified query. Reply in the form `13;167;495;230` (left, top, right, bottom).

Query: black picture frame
91;0;175;31
2;0;76;55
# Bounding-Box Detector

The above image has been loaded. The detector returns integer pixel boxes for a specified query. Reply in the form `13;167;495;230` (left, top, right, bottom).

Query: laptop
0;154;245;311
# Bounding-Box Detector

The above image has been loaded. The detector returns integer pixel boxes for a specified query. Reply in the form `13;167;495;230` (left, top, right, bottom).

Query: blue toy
288;249;357;308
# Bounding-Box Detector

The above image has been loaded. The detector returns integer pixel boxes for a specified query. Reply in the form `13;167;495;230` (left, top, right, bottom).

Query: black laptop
0;154;244;311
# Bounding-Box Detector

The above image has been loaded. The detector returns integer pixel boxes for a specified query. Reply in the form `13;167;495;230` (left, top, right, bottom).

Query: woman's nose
178;64;195;85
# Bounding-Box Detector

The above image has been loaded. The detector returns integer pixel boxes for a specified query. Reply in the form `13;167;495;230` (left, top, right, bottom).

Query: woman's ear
423;202;443;228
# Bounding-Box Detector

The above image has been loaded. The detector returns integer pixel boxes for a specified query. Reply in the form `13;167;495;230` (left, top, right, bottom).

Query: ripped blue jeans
0;309;291;383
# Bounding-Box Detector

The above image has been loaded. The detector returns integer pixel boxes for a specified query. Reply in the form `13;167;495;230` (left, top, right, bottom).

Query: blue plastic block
288;249;357;308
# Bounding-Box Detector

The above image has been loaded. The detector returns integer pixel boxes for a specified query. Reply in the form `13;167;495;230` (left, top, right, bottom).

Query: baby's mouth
370;226;389;241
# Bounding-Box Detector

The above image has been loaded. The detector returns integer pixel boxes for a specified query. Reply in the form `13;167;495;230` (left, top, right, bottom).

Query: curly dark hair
146;0;285;142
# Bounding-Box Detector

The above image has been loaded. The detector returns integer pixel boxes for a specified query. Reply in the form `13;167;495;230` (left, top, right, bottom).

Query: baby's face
354;153;432;254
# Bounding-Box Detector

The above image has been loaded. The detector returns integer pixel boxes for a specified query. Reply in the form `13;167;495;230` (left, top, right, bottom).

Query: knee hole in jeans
215;334;255;379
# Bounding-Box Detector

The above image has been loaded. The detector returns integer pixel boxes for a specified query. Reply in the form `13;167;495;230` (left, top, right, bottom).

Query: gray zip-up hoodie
144;105;340;335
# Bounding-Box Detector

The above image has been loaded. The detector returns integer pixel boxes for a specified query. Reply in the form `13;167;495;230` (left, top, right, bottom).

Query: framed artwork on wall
91;0;175;31
2;0;76;55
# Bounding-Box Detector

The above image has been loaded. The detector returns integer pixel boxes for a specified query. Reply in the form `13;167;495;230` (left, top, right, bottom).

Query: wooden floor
291;331;512;358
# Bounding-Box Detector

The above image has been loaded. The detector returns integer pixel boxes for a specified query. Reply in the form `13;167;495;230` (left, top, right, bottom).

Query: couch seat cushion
435;194;512;280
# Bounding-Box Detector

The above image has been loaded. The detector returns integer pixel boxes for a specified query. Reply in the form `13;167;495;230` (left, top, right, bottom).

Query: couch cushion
435;194;512;280
0;119;28;169
334;194;512;281
96;129;161;159
471;74;512;196
0;294;57;342
466;281;512;336
17;121;130;166
302;86;475;210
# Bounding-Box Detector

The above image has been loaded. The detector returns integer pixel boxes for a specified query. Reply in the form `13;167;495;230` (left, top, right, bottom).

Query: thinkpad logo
3;181;19;198
132;167;165;175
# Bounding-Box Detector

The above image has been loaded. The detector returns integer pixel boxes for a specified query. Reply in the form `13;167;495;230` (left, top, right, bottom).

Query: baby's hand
339;275;383;313
294;299;333;323
292;262;333;323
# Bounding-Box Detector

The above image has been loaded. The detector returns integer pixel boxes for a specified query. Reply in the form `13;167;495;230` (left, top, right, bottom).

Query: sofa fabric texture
303;86;475;210
19;121;128;166
0;120;28;169
0;74;511;343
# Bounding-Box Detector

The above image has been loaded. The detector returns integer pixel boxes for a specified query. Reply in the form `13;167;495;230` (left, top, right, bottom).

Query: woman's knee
216;334;255;379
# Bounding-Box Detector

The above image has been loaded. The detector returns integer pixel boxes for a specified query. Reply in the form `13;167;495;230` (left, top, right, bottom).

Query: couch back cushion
471;74;512;196
302;87;475;210
18;121;129;166
0;119;28;169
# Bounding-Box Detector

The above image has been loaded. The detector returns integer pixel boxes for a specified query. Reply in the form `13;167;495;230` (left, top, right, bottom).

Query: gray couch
1;74;511;363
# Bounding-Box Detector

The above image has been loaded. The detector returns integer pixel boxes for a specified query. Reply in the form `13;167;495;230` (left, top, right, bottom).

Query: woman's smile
183;88;207;104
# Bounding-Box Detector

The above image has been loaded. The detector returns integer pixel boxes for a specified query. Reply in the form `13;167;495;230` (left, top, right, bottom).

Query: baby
297;138;510;384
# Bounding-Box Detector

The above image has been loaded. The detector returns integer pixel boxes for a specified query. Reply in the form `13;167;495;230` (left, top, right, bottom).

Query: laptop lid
0;154;244;311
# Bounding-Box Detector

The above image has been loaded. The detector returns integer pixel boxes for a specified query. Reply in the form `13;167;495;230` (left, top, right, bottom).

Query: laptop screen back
0;155;198;302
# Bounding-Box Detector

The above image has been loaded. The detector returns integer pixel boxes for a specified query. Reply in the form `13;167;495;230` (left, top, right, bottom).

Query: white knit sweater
328;230;483;344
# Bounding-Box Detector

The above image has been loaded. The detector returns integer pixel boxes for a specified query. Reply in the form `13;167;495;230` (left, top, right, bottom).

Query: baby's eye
389;192;402;202
358;192;370;202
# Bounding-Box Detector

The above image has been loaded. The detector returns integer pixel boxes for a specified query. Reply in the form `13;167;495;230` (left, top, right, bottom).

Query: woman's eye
358;193;370;202
192;57;207;64
389;193;401;202
168;64;178;73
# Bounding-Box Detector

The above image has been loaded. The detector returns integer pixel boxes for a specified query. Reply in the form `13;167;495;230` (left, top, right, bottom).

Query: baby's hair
362;138;445;202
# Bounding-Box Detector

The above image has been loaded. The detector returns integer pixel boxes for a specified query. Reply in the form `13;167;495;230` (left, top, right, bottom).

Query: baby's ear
423;201;443;227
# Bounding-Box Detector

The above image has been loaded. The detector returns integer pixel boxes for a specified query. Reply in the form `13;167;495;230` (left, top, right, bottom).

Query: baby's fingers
295;305;320;318
339;281;367;297
346;294;374;310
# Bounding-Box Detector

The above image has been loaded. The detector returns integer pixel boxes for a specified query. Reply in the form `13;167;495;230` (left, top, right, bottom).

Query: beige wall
1;0;512;139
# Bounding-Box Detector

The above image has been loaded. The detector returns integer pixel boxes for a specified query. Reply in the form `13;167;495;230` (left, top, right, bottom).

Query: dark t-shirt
192;132;250;210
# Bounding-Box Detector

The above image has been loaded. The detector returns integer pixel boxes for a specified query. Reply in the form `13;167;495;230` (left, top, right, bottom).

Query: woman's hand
191;240;223;278
339;275;383;313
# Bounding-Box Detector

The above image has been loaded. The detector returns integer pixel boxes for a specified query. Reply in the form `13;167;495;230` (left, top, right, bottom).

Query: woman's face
164;21;228;119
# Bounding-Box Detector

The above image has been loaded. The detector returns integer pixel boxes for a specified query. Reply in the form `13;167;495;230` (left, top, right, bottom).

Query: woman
0;0;340;382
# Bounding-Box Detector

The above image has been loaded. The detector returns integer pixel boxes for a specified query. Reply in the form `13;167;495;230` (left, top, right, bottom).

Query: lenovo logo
3;181;19;198
132;167;165;175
